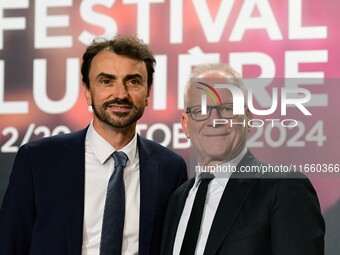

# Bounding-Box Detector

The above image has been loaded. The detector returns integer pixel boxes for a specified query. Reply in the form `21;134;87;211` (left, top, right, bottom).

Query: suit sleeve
271;177;325;255
0;145;36;254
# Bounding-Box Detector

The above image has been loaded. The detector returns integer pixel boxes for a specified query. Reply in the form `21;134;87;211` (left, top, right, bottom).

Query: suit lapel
138;136;160;254
59;129;87;254
204;151;260;254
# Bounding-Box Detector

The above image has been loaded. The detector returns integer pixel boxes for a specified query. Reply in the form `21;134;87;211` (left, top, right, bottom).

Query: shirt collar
194;147;248;188
86;122;137;165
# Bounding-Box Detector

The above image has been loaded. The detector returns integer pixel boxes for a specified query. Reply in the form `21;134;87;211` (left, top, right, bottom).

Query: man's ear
145;86;151;106
181;112;190;139
83;83;92;106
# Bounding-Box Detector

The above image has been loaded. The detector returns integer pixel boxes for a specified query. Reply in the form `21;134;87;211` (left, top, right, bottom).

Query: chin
206;148;229;158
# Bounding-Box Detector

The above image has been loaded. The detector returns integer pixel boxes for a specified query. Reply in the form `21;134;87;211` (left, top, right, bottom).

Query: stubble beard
92;98;144;128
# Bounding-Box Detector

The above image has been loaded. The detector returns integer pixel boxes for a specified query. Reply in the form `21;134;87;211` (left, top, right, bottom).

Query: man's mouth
108;104;132;112
205;133;228;137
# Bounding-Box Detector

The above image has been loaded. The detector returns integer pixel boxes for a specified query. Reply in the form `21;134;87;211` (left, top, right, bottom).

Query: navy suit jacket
161;151;325;255
0;128;188;255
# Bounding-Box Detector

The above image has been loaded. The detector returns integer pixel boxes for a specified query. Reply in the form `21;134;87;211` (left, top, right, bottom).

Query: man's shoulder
172;178;195;196
245;165;318;202
138;135;185;161
21;127;87;152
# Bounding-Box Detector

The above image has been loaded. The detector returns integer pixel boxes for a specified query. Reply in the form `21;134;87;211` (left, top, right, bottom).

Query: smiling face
182;71;252;166
84;50;150;132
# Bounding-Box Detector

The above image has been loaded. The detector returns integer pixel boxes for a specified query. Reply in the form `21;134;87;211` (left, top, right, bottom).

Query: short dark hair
81;34;156;89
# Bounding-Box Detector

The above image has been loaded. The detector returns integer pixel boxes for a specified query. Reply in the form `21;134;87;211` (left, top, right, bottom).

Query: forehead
90;50;147;77
187;77;237;105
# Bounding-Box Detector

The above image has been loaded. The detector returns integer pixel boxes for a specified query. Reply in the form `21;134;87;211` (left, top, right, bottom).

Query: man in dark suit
161;63;325;254
0;35;187;255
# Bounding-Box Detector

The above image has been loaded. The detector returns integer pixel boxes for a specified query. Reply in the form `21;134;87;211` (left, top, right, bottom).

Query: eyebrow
124;73;143;82
95;72;116;81
95;72;144;82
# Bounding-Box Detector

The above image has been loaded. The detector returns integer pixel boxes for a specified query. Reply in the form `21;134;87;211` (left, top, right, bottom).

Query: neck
92;120;136;150
197;146;245;167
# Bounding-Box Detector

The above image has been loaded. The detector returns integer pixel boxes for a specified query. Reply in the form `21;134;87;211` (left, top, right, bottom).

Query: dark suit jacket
0;128;188;255
161;151;325;255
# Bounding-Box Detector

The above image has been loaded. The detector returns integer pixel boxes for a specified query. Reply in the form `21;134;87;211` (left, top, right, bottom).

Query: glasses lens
218;104;235;119
189;106;208;120
188;104;237;120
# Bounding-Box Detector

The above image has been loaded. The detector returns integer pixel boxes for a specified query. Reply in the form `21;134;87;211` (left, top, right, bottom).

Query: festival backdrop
0;0;339;253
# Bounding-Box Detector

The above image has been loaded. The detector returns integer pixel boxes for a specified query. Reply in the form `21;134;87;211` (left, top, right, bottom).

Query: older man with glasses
161;63;325;255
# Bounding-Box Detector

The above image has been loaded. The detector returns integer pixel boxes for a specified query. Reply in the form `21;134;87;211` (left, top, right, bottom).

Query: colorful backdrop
0;0;339;253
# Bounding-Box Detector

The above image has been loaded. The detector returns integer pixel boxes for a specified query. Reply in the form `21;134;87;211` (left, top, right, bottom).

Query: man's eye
220;106;233;112
101;79;111;85
192;108;202;115
128;79;142;86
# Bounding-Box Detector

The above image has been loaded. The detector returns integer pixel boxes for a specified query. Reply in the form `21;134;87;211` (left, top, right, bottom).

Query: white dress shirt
173;147;247;255
82;123;140;255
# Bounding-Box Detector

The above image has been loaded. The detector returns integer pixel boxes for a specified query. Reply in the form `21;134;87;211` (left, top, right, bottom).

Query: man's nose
207;108;221;126
114;82;128;99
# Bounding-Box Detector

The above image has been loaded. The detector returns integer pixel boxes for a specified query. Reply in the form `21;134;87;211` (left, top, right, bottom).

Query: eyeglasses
186;103;238;121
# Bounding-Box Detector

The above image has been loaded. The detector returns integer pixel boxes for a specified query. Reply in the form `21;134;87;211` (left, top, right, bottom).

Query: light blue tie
100;151;128;255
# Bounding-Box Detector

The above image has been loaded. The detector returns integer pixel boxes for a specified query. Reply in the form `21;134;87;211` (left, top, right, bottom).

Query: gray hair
184;63;247;107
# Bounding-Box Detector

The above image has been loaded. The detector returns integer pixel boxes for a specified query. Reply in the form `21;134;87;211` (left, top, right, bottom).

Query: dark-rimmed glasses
186;103;238;121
